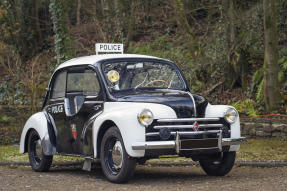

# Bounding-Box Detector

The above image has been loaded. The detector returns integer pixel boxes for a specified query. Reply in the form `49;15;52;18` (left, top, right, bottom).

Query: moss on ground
0;145;83;163
0;138;286;163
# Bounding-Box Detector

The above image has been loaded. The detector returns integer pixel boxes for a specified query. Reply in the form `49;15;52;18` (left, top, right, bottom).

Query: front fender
19;112;56;155
205;103;241;151
93;102;177;158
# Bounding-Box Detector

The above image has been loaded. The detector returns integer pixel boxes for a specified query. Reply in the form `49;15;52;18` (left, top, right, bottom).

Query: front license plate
180;138;218;150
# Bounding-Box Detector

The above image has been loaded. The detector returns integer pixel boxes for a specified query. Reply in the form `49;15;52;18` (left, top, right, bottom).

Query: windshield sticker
107;70;120;83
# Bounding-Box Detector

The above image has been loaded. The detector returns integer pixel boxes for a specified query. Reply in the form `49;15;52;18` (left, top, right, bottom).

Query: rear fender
19;112;56;155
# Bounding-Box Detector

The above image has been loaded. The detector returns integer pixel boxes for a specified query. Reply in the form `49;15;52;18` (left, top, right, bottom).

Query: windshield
101;60;186;93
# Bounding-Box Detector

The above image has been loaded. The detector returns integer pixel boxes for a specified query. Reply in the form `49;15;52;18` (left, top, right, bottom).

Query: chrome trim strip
133;137;246;150
154;125;195;129
132;141;175;150
146;130;220;136
199;124;224;128
175;132;180;154
153;124;223;129
218;130;222;151
222;137;246;146
146;132;160;136
173;130;220;135
84;100;104;104
187;92;197;117
180;147;219;151
157;118;220;123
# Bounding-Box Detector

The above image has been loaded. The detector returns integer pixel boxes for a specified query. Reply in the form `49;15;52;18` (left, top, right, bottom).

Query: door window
51;71;67;99
67;69;100;96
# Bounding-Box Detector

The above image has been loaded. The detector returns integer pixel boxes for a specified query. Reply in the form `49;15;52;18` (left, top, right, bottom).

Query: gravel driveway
1;164;287;191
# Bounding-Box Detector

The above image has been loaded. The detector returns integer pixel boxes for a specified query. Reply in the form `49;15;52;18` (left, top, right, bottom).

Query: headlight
224;107;238;124
138;109;154;126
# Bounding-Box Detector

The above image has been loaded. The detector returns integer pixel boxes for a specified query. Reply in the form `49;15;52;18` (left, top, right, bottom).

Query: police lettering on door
50;105;63;114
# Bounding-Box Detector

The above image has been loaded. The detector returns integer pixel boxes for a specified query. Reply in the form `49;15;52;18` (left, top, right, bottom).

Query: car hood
114;89;208;118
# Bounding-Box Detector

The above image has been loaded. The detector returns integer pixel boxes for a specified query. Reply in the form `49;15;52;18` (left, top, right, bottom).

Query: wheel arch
20;112;56;155
23;128;36;153
96;120;117;158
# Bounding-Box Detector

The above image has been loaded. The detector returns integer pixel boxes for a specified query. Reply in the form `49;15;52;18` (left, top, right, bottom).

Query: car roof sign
95;43;123;55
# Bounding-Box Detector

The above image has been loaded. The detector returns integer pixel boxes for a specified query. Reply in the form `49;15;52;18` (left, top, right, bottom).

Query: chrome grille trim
146;130;220;136
157;118;220;123
153;124;223;129
154;125;194;129
199;124;223;128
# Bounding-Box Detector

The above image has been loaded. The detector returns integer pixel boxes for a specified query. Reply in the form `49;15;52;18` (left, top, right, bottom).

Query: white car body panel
93;102;177;158
19;112;49;154
55;54;170;71
205;103;240;151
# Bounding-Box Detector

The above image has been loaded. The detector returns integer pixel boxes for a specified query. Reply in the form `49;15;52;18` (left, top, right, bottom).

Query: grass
237;137;287;161
0;138;287;163
0;145;83;163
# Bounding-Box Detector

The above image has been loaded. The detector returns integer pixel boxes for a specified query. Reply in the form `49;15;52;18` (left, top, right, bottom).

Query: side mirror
74;95;85;114
64;96;85;117
64;98;73;117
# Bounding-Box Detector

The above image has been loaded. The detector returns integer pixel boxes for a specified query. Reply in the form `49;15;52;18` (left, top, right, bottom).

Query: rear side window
51;71;67;99
67;69;100;95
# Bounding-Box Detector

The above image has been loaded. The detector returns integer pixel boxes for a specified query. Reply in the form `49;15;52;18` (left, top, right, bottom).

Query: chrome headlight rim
224;107;238;124
138;109;154;127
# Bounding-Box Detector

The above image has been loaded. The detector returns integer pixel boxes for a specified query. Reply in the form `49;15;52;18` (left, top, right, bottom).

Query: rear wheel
28;130;53;172
100;127;136;183
199;152;236;176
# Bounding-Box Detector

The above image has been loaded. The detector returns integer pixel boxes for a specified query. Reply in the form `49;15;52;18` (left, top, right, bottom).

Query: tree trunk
223;0;247;90
76;0;81;26
223;0;236;88
263;0;281;112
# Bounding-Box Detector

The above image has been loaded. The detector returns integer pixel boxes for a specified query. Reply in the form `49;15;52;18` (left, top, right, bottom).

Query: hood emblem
71;124;77;140
193;121;198;131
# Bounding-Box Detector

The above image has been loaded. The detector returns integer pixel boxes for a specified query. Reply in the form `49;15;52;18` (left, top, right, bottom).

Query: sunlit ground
0;138;287;163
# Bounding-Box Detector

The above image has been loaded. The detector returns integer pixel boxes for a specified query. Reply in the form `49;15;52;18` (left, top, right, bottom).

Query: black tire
199;152;236;176
100;127;136;183
28;130;53;172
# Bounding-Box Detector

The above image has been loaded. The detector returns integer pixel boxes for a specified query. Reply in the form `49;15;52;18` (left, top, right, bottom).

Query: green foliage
49;0;75;65
0;76;27;105
251;68;264;103
278;56;287;82
256;79;264;101
232;99;259;117
252;68;264;85
127;34;204;92
0;114;10;124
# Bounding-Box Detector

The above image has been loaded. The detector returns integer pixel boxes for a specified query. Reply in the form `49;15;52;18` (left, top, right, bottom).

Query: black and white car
20;47;245;183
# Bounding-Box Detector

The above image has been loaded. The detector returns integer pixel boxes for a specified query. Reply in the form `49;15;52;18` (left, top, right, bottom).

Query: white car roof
55;54;170;71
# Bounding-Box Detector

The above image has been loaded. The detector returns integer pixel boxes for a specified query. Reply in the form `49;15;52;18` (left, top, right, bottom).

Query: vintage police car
20;47;245;183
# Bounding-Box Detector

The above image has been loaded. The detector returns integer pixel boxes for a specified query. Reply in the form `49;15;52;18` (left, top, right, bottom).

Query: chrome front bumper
132;132;246;153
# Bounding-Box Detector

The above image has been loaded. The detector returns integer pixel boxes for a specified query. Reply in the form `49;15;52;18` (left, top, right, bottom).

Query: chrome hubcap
112;141;123;170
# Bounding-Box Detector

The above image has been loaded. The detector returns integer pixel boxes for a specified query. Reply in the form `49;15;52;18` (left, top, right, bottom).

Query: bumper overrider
132;117;246;153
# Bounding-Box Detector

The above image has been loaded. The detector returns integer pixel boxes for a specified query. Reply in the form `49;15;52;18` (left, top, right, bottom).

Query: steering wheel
144;80;168;87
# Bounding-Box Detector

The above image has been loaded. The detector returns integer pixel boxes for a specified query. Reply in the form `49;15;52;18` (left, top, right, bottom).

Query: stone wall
1;105;287;139
241;118;287;137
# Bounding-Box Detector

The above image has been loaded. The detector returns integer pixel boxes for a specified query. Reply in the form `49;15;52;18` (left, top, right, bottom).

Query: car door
64;67;104;155
46;70;67;152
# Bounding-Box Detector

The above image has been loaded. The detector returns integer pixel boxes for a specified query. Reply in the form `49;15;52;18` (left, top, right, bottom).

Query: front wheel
100;127;136;183
199;152;236;176
28;130;53;172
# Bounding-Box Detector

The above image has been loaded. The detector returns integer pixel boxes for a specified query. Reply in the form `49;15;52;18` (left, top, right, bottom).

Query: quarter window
51;71;67;99
67;69;100;95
